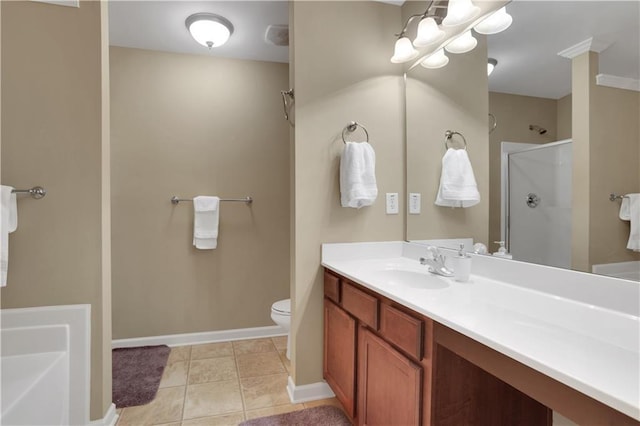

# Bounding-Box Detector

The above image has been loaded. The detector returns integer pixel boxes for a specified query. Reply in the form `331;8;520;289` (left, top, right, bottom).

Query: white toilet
270;299;291;360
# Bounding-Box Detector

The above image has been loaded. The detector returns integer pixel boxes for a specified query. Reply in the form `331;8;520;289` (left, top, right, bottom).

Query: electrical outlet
409;193;421;214
386;193;399;214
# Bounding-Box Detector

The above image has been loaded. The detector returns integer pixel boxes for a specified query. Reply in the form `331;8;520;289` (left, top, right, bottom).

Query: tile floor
115;337;343;425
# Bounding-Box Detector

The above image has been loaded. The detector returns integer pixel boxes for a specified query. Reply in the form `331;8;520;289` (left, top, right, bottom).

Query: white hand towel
619;196;631;220
193;196;220;250
435;148;480;208
619;193;640;252
340;142;378;208
1;185;18;287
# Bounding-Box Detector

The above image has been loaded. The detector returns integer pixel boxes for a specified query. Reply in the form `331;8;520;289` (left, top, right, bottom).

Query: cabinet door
324;299;357;419
359;327;422;426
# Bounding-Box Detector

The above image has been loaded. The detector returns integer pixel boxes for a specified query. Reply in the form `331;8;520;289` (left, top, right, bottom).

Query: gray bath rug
112;345;171;408
239;405;351;426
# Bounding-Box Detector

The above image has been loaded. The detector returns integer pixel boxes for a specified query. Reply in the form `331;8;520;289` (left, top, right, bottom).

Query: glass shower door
507;141;572;268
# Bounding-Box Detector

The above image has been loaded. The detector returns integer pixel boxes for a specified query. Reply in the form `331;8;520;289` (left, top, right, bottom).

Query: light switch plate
409;193;421;214
386;193;399;214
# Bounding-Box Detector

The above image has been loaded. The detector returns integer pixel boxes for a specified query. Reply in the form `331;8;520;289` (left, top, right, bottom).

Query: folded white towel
193;196;220;250
340;142;378;208
619;193;640;252
1;185;18;287
435;148;480;208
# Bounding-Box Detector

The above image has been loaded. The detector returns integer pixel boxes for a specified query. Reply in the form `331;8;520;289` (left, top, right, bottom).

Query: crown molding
557;37;612;59
596;74;640;92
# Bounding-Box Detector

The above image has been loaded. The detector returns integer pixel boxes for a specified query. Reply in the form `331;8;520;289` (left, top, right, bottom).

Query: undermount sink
372;268;450;290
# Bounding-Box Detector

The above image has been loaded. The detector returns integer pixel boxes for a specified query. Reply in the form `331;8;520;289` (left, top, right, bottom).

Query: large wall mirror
406;0;640;279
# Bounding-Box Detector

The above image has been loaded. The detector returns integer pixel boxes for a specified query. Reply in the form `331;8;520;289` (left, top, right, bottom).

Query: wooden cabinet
324;298;357;419
324;269;554;426
358;327;422;426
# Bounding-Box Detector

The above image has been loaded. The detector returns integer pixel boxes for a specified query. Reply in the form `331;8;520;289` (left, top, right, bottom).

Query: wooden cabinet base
359;328;422;426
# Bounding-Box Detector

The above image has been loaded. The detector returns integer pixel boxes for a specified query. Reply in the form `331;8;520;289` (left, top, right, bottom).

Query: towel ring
342;121;369;144
444;130;467;150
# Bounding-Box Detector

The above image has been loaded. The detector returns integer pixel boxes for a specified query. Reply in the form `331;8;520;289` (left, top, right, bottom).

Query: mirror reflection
405;0;639;280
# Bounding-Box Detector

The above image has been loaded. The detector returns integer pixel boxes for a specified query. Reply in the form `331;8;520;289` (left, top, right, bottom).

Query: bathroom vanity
321;242;640;426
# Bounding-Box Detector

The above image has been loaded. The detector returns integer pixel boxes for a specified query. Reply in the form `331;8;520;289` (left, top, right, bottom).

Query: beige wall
290;1;405;385
405;25;490;244
487;92;559;247
1;1;111;420
589;81;640;265
572;52;640;271
110;47;290;338
557;94;572;141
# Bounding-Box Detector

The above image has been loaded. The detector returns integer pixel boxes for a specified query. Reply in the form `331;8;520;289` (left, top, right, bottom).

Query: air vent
265;25;289;46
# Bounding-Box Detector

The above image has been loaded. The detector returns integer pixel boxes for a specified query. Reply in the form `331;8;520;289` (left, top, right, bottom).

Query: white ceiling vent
265;25;289;46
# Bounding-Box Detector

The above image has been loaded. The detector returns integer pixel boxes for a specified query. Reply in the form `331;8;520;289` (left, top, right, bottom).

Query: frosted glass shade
186;13;234;48
474;7;513;35
413;17;445;47
487;58;497;76
391;37;419;63
442;0;480;27
420;49;449;69
445;31;477;54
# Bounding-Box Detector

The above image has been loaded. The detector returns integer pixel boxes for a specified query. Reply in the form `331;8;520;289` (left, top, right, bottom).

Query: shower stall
501;140;573;269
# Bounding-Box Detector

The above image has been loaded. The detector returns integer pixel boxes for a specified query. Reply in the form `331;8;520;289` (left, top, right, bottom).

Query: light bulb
445;31;477;54
442;0;480;27
420;49;449;69
413;17;445;47
391;36;419;63
474;7;513;35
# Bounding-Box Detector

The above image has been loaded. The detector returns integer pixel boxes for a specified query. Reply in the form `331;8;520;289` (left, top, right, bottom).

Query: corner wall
110;47;290;339
290;1;405;385
487;92;559;247
572;51;640;270
405;17;489;245
0;1;111;419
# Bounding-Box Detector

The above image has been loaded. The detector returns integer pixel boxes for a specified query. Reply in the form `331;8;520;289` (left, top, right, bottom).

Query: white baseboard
286;376;335;403
89;403;117;426
112;325;286;348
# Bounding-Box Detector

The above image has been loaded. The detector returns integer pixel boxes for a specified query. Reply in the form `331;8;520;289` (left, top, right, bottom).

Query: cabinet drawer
324;271;340;303
380;303;424;360
342;282;378;329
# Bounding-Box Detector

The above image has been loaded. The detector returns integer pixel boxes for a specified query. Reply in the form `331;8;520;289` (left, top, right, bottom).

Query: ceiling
488;1;640;99
109;1;640;99
109;1;289;63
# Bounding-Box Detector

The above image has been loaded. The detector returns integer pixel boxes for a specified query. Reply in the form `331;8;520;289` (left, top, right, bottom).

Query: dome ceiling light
185;13;234;49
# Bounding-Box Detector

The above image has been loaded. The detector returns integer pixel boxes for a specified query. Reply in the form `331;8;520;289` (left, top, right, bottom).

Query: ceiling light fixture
389;2;513;69
487;58;498;76
413;17;445;47
391;36;419;63
185;13;234;49
474;7;513;35
420;49;449;69
445;31;477;54
441;0;480;27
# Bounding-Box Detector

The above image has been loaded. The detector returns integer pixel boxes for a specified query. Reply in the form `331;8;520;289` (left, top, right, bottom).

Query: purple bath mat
112;345;171;408
239;405;351;426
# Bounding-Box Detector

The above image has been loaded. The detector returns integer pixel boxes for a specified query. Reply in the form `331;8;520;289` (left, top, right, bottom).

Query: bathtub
592;261;640;282
1;305;90;425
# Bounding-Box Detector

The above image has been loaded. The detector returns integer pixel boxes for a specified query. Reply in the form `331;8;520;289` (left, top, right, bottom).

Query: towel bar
11;186;46;200
609;193;629;201
171;196;252;205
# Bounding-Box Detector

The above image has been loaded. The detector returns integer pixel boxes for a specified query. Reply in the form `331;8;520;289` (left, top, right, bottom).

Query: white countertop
321;242;640;421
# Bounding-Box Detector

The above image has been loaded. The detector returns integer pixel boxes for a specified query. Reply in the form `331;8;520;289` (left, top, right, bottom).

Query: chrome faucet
420;246;454;277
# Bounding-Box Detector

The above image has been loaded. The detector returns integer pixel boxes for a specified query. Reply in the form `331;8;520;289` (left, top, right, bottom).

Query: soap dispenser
492;241;513;259
452;244;471;282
